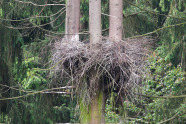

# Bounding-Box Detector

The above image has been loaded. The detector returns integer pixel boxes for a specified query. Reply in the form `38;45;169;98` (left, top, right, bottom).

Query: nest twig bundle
51;37;153;103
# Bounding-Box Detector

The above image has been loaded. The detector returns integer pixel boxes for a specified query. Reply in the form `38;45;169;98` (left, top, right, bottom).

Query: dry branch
50;37;153;104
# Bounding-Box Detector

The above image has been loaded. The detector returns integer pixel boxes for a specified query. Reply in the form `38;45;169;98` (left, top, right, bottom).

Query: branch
102;13;121;19
0;7;65;22
158;112;186;124
123;0;186;20
0;8;66;30
125;12;145;17
0;84;32;93
127;22;186;39
0;86;75;101
104;73;120;91
42;91;72;94
134;93;186;99
15;0;65;7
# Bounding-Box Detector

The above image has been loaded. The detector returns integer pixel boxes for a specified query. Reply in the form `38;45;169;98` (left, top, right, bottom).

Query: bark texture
89;69;105;124
90;90;105;124
65;0;80;41
109;0;123;40
89;0;101;47
89;0;105;124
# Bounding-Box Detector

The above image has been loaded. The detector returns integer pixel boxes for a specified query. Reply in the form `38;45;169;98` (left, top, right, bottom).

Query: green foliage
101;0;109;34
0;1;75;122
158;0;186;67
0;0;185;123
7;37;78;123
139;53;185;123
0;8;2;17
21;64;47;90
117;53;186;123
159;0;170;12
105;93;120;123
53;97;79;123
80;0;89;24
13;40;49;91
123;101;142;113
105;102;120;123
145;54;185;95
123;0;157;37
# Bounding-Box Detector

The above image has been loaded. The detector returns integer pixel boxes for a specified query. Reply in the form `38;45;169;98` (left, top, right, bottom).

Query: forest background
0;0;185;123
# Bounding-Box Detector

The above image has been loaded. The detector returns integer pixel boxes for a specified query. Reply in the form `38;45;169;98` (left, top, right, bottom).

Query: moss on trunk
80;89;105;124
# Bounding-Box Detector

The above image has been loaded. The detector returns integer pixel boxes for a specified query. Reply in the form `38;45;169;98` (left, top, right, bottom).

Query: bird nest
50;37;153;104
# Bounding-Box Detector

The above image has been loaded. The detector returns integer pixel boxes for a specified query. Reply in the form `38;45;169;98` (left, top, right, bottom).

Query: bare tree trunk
89;0;104;123
80;0;105;123
89;0;105;123
109;0;123;41
89;0;101;48
109;0;124;122
65;0;80;41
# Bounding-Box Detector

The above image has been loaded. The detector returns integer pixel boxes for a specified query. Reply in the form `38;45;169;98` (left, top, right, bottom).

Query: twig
158;112;186;124
0;86;75;101
127;22;186;39
134;93;186;99
15;0;65;7
0;7;65;22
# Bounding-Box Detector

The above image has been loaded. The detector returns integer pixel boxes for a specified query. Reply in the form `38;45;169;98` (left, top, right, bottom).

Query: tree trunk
109;0;123;40
89;0;101;48
80;0;105;123
65;0;80;41
80;69;105;124
89;0;104;123
89;69;105;124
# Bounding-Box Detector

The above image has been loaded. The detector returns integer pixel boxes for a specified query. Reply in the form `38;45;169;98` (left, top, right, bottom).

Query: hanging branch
123;0;186;20
14;0;65;7
127;22;186;39
134;93;186;99
158;112;186;124
0;86;75;101
0;7;65;22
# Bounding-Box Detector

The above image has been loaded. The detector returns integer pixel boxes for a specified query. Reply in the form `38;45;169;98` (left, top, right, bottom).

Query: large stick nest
51;37;153;103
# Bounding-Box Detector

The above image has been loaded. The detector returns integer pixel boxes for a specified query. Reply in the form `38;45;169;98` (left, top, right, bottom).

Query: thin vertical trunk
109;0;123;40
89;0;104;123
65;0;80;41
108;0;124;122
80;0;105;123
181;36;185;71
89;0;101;47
